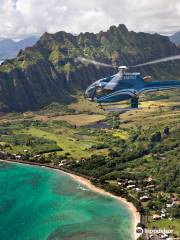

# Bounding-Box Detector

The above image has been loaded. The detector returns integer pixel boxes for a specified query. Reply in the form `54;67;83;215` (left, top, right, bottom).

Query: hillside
170;32;180;46
0;24;180;112
0;37;38;61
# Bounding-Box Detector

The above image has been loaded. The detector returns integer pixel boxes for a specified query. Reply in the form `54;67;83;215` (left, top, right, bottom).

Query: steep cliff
0;24;180;112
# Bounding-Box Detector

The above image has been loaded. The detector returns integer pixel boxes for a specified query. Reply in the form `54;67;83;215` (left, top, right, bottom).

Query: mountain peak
118;24;128;32
40;32;54;41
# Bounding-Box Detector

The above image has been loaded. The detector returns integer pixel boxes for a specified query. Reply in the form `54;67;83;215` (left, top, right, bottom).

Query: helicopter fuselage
85;72;180;104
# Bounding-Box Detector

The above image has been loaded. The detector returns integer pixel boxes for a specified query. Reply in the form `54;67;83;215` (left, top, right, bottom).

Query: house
147;176;153;182
153;214;161;220
161;213;166;218
58;163;64;167
140;195;150;201
166;203;173;208
145;185;155;189
128;180;136;184
59;160;68;166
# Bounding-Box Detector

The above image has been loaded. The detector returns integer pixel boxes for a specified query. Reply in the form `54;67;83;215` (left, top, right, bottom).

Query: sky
0;0;180;39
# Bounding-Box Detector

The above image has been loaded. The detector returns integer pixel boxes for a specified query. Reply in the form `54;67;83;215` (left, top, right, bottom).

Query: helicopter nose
84;90;92;101
84;86;95;101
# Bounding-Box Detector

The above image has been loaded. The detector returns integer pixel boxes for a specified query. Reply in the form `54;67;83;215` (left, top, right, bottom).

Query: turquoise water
0;162;132;240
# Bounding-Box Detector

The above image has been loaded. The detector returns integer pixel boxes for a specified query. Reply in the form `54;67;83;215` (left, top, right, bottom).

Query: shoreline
0;159;140;240
65;172;140;240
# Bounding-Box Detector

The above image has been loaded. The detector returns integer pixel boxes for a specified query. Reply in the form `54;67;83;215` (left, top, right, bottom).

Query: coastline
64;172;140;240
0;159;140;240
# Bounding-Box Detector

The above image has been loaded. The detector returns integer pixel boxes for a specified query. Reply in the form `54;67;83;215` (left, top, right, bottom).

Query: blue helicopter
77;55;180;111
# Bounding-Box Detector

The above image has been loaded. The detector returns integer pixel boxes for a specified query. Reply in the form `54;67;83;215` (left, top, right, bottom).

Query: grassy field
44;114;106;126
23;127;100;158
0;115;108;159
25;112;106;126
148;219;180;236
112;129;129;140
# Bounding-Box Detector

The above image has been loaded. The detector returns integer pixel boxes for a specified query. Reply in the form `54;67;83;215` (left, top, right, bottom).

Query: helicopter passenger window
95;87;113;96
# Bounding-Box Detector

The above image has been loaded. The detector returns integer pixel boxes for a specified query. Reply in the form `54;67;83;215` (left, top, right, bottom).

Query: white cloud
0;0;179;39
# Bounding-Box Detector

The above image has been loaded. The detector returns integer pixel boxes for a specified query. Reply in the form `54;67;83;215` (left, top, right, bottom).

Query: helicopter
77;55;180;111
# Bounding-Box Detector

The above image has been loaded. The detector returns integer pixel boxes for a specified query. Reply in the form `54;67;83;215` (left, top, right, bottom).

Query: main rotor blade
75;57;114;68
131;55;180;68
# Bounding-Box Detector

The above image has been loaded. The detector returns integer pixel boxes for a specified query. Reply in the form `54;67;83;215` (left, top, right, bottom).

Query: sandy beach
65;171;140;240
0;159;140;240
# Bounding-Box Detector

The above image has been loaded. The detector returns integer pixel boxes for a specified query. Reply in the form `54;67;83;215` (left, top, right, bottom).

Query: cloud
0;0;179;39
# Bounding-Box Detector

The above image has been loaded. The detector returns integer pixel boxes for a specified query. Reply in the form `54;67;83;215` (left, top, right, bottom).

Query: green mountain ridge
0;24;180;112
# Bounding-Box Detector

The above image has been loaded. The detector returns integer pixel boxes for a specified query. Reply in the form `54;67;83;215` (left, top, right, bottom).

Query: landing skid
98;103;141;112
100;107;141;112
98;97;139;112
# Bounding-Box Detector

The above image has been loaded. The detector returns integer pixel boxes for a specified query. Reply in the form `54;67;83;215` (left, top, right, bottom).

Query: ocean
0;161;132;240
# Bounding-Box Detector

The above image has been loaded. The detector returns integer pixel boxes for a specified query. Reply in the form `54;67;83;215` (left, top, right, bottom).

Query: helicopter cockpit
89;68;139;98
95;87;113;97
94;71;123;96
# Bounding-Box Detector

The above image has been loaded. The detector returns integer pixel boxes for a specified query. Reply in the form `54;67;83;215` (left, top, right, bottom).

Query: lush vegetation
0;91;179;237
1;24;180;112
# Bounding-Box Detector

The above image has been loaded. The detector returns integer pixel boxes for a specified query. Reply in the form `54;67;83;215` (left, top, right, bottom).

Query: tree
163;127;170;136
137;223;146;229
150;132;162;142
